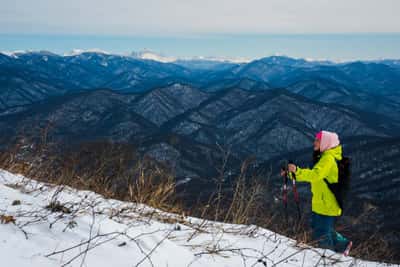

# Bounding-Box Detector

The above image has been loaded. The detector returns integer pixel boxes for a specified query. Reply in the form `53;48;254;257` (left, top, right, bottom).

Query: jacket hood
323;145;342;161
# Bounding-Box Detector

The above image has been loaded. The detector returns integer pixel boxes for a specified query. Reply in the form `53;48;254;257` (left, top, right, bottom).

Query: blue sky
0;0;399;60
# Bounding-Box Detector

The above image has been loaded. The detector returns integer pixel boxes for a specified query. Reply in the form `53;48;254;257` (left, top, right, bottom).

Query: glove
288;163;297;173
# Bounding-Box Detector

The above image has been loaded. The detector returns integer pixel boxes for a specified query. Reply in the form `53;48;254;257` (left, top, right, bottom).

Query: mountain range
1;51;400;172
1;51;400;253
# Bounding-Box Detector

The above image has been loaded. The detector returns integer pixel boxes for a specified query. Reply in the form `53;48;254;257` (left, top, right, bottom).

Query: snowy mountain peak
64;49;111;57
0;51;20;58
131;49;177;63
130;50;251;64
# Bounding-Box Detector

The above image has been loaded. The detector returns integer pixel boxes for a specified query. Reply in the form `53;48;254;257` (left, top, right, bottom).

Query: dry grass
351;233;396;262
0;140;179;214
127;160;178;212
0;138;399;264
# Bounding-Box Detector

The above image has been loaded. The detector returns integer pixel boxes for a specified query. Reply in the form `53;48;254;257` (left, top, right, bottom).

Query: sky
0;0;399;60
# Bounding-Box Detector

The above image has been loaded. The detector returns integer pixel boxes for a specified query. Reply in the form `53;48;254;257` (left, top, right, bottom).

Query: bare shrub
127;157;178;211
0;139;179;214
223;158;264;225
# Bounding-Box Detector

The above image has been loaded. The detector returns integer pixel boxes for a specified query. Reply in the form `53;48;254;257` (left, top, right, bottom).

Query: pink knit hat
317;131;340;152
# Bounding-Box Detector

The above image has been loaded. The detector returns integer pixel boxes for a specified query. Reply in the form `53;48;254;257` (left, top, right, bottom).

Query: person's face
313;138;321;151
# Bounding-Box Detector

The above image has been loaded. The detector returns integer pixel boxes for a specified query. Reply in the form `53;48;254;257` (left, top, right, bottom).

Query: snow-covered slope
0;169;391;266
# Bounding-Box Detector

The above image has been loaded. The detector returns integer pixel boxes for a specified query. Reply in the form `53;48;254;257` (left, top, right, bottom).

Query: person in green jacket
287;130;352;255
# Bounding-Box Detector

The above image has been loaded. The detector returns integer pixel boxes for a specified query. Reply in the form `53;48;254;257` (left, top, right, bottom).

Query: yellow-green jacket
296;145;342;216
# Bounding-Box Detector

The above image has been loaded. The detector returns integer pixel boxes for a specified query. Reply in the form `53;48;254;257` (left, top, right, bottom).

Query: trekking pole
281;164;289;225
288;160;302;220
290;172;302;220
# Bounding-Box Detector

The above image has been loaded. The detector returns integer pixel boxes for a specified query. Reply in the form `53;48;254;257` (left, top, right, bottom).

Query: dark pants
311;212;349;252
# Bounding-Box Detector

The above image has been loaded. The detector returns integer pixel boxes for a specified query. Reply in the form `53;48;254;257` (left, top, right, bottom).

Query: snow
0;50;27;58
63;49;111;57
0;51;16;57
132;50;177;63
0;169;393;267
130;49;251;63
184;55;251;63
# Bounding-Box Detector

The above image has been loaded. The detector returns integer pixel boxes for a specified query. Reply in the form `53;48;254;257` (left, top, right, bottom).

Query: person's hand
280;169;287;177
288;163;297;173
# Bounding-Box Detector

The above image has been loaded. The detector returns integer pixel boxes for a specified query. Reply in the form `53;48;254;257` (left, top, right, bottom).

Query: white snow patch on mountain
132;50;177;63
0;50;28;58
0;51;18;57
131;50;250;63
183;55;251;63
64;49;111;57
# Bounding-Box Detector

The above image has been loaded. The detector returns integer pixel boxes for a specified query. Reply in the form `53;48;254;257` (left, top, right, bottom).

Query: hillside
0;169;393;267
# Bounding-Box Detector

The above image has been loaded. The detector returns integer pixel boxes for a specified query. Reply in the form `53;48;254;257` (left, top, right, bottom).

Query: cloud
0;0;399;35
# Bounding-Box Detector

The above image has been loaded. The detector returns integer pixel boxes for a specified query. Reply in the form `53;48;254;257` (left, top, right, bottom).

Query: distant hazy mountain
0;51;195;94
286;78;400;120
1;50;399;92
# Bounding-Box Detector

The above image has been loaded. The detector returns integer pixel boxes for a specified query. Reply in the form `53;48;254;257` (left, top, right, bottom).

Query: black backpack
324;157;351;210
313;151;351;210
